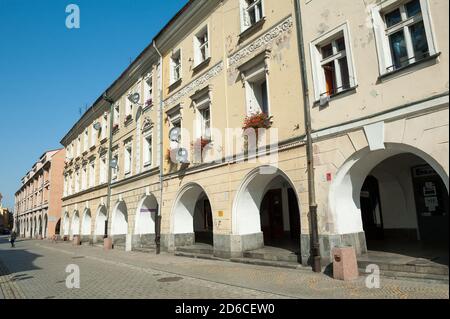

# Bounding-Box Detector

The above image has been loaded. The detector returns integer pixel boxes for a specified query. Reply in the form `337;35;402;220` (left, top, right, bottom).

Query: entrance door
288;188;301;244
412;165;449;244
260;189;284;244
360;176;384;241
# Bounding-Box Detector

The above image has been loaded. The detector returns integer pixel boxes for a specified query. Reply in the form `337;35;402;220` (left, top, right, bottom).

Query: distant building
14;149;65;239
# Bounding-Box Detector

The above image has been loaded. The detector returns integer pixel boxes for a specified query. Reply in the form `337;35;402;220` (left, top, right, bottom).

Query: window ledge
379;53;441;81
100;137;108;144
90;145;96;151
168;78;182;91
192;57;211;73
313;86;358;106
239;17;266;42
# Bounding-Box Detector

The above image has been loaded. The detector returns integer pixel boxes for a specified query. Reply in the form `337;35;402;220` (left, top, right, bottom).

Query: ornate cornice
228;16;293;68
164;61;224;108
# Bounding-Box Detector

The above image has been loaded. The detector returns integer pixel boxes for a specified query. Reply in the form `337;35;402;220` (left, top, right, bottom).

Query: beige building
14;149;65;239
60;0;448;269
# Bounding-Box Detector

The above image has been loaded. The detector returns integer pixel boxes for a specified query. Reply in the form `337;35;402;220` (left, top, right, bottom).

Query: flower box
242;112;273;131
145;99;153;108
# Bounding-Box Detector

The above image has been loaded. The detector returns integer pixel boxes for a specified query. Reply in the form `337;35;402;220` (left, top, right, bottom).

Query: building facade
14;149;65;239
300;0;449;259
58;0;448;266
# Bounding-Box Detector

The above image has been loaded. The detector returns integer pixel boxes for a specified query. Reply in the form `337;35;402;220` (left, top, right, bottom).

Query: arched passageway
81;209;92;236
233;167;302;256
95;205;107;236
172;183;214;247
71;211;80;237
43;214;48;238
63;212;70;237
331;144;449;265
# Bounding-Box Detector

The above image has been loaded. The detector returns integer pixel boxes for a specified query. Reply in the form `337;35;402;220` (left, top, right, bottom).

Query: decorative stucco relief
164;61;224;108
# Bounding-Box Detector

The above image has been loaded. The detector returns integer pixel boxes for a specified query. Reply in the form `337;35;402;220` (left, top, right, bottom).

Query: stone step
243;250;300;263
230;257;305;270
359;267;449;283
357;259;449;276
174;251;222;261
132;246;156;253
175;246;214;255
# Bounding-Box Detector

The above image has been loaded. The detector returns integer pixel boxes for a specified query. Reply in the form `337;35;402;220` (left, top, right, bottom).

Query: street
0;236;448;299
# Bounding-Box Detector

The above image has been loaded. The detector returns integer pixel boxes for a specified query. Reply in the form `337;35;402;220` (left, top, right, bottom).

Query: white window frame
240;0;265;33
144;74;154;107
100;156;107;184
101;113;108;140
83;129;89;152
241;59;271;116
112;153;119;180
90;124;97;148
371;0;437;75
124;142;132;176
81;165;87;190
89;161;95;188
113;103;120;126
167;106;182;150
193;93;212;140
310;22;357;102
76;136;81;157
143;131;153;168
170;49;182;84
194;26;210;67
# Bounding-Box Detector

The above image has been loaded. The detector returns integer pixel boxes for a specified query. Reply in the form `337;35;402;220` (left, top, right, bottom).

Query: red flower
242;112;273;130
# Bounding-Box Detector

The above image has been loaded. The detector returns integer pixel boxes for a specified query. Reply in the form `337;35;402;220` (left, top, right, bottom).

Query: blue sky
0;0;187;208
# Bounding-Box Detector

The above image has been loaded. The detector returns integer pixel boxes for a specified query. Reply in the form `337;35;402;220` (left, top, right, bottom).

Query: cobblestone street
0;236;448;299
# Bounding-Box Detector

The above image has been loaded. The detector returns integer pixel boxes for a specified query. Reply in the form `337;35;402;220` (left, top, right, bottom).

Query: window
240;0;264;32
113;104;120;127
124;143;132;175
310;23;357;101
63;175;68;197
194;27;210;66
89;161;95;188
167;107;182;150
81;166;87;190
75;170;80;193
76;136;81;157
101;114;108;140
144;75;153;107
83;129;89;152
371;0;437;75
112;154;119;180
100;156;107;184
90;124;97;148
242;62;270;115
143;133;153;167
194;93;212;140
170;49;182;84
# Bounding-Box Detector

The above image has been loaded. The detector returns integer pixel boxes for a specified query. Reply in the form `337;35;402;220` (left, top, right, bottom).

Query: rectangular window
76;136;81;157
144;75;153;107
84;129;89;152
194;27;209;66
310;23;357;102
81;166;87;190
113;104;120;126
112;154;119;180
75;170;80;193
89;161;95;188
243;62;270;115
101;114;108;140
143;133;153;167
124;144;132;175
240;0;264;32
90;125;97;148
371;0;437;75
167;107;182;150
100;156;107;184
170;49;182;84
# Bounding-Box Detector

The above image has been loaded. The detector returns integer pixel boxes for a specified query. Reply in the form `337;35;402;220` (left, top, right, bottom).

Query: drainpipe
293;0;321;272
153;40;163;255
102;93;115;242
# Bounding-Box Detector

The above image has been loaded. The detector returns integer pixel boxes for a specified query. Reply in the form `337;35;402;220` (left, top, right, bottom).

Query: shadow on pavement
0;235;43;276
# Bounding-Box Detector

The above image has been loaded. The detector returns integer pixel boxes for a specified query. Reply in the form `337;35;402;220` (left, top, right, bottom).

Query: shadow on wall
0;235;43;276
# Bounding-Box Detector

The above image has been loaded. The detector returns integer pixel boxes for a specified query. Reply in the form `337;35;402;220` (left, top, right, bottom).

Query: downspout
153;40;163;255
102;93;115;241
293;0;321;272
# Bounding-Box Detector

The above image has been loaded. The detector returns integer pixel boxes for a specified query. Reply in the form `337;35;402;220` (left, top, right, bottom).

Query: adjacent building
14;149;65;239
58;0;448;268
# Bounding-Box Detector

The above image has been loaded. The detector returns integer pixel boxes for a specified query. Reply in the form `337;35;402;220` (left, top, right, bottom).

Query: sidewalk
32;240;449;299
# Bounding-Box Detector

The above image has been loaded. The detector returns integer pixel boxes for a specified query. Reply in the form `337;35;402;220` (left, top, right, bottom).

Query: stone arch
135;194;158;235
111;201;128;236
71;211;80;236
95;205;107;236
63;212;70;236
329;143;449;236
81;208;92;236
43;214;48;238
